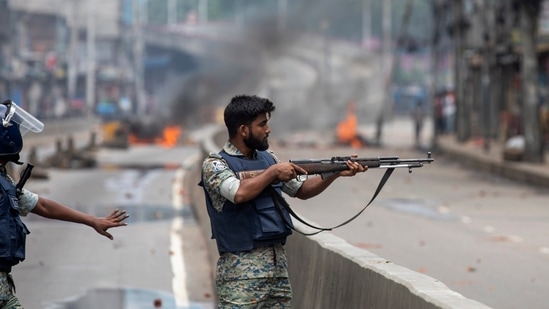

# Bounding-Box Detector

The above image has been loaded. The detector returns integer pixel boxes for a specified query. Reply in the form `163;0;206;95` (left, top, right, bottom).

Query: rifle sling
270;167;395;236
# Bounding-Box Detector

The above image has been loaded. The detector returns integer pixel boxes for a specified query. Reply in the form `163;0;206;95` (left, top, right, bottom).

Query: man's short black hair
224;95;275;138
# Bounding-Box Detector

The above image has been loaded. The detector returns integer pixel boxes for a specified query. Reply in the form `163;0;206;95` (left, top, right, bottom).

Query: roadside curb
437;135;549;188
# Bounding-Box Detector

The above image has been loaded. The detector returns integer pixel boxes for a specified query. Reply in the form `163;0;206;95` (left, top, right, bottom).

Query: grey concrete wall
286;225;490;309
192;125;491;309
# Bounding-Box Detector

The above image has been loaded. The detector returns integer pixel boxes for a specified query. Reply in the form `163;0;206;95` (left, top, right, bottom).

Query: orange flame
336;109;364;148
156;125;181;148
127;125;182;148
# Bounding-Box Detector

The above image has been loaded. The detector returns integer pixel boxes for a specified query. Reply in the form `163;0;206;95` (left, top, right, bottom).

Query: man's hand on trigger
275;162;306;182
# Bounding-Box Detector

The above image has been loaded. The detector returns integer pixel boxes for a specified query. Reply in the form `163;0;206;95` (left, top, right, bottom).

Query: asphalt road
10;117;549;309
270;117;549;309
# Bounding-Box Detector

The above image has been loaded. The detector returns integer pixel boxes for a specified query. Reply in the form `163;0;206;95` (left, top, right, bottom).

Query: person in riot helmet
199;95;367;308
0;99;129;308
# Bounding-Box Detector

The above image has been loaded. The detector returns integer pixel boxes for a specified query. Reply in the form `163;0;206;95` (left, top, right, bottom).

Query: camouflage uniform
202;142;303;308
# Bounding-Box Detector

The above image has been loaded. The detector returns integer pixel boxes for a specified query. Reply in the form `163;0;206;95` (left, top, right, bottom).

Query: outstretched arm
31;197;129;240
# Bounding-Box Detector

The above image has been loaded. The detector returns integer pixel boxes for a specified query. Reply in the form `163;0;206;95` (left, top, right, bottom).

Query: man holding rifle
199;94;366;308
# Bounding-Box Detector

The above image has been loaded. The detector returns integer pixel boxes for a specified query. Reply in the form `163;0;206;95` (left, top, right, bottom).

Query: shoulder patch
212;160;228;172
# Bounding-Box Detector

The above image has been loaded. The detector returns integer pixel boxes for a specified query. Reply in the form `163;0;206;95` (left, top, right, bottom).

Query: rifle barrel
238;153;433;179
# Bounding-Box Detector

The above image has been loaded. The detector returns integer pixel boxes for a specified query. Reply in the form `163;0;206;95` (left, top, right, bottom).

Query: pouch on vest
0;178;30;267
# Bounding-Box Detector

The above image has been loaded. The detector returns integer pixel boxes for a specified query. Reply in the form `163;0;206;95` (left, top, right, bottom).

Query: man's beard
244;133;269;151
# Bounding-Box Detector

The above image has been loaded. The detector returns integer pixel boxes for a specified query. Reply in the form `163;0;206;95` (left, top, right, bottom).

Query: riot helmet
0;100;44;163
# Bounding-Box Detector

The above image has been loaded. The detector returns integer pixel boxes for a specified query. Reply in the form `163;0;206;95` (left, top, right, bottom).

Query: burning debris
42;134;98;169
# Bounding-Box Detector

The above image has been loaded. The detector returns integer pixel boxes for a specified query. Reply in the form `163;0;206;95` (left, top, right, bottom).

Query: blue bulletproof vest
0;175;29;272
202;150;293;254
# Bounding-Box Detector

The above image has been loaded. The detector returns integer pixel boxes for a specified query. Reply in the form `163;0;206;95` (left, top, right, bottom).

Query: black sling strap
270;167;395;236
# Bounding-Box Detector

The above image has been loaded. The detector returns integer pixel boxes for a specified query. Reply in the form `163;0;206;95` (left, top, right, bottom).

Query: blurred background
3;2;549;308
2;0;546;157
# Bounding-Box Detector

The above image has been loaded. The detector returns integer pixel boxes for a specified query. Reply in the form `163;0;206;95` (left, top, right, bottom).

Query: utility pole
519;0;544;162
454;0;470;142
374;0;392;146
321;19;332;104
168;0;177;26
481;0;494;152
142;0;148;24
362;0;371;47
277;0;287;33
66;0;79;103
430;0;443;150
375;0;414;146
86;0;96;116
235;0;244;27
362;0;372;125
133;0;145;116
198;0;208;23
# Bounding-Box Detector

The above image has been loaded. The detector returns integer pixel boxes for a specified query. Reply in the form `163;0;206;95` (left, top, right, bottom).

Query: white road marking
171;167;189;307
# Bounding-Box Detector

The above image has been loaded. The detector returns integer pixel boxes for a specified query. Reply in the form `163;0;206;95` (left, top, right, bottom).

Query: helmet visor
2;101;44;135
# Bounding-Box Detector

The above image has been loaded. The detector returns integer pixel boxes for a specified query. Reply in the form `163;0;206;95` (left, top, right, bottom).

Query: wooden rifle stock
238;152;434;180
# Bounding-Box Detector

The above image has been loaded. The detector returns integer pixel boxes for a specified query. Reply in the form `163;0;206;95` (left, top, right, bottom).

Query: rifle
238;152;434;236
238;152;433;180
16;163;34;197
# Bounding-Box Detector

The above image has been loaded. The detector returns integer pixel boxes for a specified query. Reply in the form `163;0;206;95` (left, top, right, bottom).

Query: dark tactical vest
0;175;29;272
202;150;293;254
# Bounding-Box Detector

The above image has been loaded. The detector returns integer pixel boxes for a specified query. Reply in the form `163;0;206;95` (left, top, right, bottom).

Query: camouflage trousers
215;245;292;308
0;274;22;309
216;277;292;309
0;295;23;309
